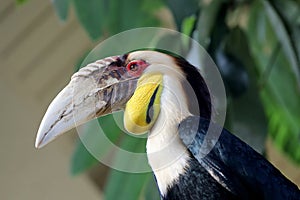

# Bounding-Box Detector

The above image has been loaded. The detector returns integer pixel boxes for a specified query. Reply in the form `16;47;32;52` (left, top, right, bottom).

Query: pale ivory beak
35;55;137;148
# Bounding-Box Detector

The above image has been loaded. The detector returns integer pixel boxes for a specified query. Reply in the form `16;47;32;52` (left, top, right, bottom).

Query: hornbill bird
35;50;300;199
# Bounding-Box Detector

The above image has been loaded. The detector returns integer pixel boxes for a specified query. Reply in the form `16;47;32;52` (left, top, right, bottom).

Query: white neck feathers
146;74;191;196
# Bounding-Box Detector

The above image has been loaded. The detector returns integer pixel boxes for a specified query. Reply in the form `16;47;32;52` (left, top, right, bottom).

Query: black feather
174;57;212;120
168;116;300;200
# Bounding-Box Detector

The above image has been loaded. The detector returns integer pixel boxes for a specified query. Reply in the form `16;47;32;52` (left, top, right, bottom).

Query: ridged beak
35;55;137;148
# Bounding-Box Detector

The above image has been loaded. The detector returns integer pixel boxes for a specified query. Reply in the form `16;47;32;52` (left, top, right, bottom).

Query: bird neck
146;74;191;196
174;57;212;120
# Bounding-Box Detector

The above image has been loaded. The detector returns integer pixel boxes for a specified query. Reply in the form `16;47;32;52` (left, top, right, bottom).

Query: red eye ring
126;60;148;76
127;62;139;71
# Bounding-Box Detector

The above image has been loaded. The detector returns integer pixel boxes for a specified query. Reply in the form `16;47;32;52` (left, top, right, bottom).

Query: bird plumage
175;116;300;199
140;51;300;199
35;50;300;200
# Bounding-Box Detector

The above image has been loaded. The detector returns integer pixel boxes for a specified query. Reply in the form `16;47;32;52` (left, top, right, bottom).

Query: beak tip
34;55;135;149
35;137;43;149
34;132;45;149
34;143;41;149
35;125;58;149
35;125;53;149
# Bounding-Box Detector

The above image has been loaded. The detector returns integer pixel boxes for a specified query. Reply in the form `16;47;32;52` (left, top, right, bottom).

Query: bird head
35;50;211;148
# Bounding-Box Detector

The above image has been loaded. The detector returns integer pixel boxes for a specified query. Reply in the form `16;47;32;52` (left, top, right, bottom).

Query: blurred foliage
18;0;300;199
16;0;28;5
71;114;123;175
247;0;300;161
52;0;163;40
52;0;70;21
165;0;199;30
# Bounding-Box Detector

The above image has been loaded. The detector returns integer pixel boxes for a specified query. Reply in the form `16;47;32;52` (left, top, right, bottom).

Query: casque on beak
35;55;138;148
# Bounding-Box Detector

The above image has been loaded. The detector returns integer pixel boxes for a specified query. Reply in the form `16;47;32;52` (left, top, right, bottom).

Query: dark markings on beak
97;67;127;85
95;75;138;117
109;53;128;67
146;85;160;124
109;70;122;79
121;54;128;64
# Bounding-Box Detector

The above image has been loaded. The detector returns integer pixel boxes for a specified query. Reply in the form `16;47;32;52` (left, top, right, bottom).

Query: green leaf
165;0;199;30
246;0;300;164
105;170;152;200
71;139;98;175
141;0;164;13
197;0;223;48
71;114;123;175
104;133;151;200
51;0;70;21
71;0;162;40
271;0;300;77
223;28;268;153
271;0;300;27
16;0;28;4
180;16;197;53
263;0;300;89
181;16;197;37
73;0;105;40
144;175;161;200
106;0;161;35
109;129;149;172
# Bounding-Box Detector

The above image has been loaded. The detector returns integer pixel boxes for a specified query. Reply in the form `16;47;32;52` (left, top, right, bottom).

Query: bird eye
126;60;148;76
127;62;139;71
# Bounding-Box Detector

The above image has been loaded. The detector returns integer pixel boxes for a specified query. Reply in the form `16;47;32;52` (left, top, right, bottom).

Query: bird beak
35;55;137;148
